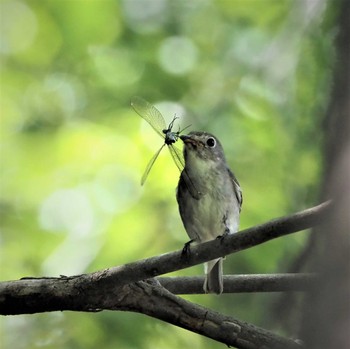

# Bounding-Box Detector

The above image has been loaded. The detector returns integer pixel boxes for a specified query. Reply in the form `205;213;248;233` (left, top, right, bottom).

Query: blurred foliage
0;0;336;348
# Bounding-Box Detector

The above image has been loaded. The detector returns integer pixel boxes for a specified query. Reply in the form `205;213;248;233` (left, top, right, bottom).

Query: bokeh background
1;0;336;348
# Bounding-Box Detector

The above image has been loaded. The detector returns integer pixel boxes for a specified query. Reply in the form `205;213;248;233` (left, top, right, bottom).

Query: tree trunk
300;1;350;348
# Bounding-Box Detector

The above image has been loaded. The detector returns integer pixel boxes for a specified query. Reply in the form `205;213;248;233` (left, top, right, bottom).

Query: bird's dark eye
206;137;216;148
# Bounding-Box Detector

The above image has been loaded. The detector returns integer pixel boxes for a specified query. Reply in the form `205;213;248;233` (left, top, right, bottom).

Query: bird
176;131;242;294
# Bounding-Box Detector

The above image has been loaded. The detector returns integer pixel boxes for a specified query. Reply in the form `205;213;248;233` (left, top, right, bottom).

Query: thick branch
0;273;317;314
0;277;302;349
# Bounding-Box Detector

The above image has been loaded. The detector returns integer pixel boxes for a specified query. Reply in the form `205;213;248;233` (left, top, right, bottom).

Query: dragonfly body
163;117;180;145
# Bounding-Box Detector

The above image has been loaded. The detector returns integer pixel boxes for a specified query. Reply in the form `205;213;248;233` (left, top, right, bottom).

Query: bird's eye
206;137;216;148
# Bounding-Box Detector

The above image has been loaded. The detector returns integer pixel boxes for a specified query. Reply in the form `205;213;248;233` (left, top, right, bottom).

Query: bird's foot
216;227;230;243
182;239;194;257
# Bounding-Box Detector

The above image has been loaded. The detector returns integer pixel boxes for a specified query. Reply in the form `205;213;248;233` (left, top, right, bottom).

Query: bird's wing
227;168;243;211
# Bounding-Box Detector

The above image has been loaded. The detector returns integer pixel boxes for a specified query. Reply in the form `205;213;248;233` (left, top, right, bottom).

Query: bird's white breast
181;154;240;242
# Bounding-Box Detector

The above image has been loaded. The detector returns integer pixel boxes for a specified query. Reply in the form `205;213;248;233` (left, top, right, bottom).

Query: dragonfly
131;96;200;198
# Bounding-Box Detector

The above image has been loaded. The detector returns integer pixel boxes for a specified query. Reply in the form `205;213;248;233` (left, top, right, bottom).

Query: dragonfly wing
168;144;185;172
131;96;166;138
168;145;201;200
141;144;166;185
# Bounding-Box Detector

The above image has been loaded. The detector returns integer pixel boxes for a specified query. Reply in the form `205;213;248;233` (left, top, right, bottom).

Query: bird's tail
203;258;223;295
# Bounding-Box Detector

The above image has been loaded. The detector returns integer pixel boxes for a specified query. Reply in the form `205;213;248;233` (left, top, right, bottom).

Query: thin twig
158;273;318;294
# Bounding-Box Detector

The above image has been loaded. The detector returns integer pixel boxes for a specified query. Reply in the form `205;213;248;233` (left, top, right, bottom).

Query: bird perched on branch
177;131;242;294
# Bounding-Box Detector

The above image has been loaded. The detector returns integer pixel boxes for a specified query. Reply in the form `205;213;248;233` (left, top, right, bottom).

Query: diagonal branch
92;200;331;289
122;281;302;349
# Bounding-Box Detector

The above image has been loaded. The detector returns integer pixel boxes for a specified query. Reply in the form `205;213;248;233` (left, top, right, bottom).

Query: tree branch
0;273;317;314
0;201;329;315
0;276;302;349
92;200;330;290
124;281;302;349
0;203;327;348
159;273;317;294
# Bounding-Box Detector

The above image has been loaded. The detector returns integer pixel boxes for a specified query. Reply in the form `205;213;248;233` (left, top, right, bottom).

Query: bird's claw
216;228;230;243
182;240;193;257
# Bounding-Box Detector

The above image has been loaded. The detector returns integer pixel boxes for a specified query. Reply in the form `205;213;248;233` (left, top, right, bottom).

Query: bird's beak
180;134;190;142
180;134;200;148
180;134;195;145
